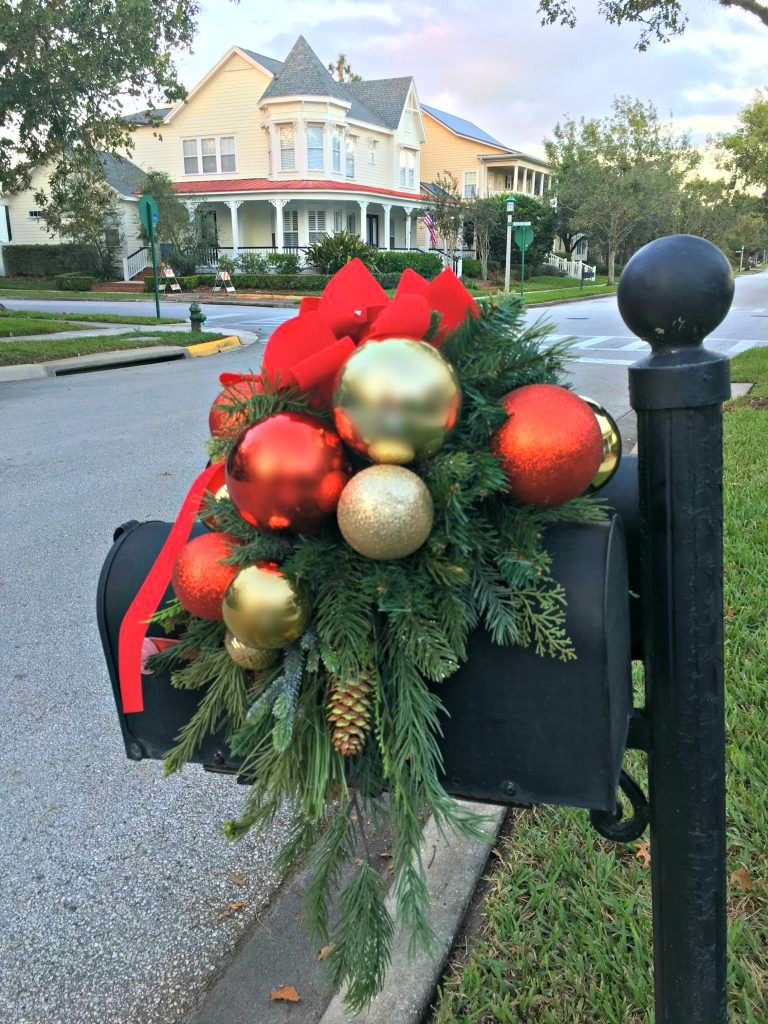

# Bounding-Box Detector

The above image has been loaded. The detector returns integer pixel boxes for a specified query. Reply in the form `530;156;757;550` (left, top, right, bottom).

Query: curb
186;335;241;357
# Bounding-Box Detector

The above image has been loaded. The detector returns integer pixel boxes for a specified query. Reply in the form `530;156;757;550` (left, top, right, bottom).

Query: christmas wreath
119;259;617;1009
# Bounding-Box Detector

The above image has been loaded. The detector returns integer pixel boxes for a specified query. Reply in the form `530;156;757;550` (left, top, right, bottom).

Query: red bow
222;258;478;405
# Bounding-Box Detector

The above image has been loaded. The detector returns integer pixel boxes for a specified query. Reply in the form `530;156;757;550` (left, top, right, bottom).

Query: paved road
1;272;766;1024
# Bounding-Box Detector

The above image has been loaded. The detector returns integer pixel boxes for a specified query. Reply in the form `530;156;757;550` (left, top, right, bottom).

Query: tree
486;194;558;275
36;155;122;278
427;173;464;259
545;97;698;282
0;0;197;194
545;121;596;256
463;196;498;279
139;171;217;274
537;1;768;50
327;53;362;82
718;91;768;205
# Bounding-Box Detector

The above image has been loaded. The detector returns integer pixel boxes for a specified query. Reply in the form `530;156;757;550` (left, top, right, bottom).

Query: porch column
269;198;288;252
512;165;518;192
227;200;243;257
382;203;391;250
404;207;414;250
357;201;368;241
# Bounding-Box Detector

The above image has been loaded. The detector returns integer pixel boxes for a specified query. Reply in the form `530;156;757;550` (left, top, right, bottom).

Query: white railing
122;246;151;281
544;252;597;280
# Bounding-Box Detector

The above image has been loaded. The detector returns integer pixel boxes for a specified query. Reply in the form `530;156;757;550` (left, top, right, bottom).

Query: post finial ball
617;235;734;350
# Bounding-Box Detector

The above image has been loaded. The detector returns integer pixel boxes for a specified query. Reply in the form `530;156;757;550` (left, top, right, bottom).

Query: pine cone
326;677;373;757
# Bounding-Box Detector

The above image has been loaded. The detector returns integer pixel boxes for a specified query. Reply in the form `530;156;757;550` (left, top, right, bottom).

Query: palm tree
327;53;362;82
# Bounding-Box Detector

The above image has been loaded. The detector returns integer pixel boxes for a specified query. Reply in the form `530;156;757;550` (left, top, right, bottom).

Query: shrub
55;272;97;291
533;264;568;278
149;270;404;293
236;251;269;274
266;252;301;275
461;258;482;278
3;244;103;277
306;231;377;275
487;259;501;274
217;254;238;274
373;251;443;278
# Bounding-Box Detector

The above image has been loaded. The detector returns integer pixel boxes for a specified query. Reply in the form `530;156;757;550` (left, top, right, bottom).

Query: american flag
422;212;438;247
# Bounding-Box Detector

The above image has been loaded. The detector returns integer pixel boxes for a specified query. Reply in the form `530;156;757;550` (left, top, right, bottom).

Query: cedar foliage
147;297;604;1009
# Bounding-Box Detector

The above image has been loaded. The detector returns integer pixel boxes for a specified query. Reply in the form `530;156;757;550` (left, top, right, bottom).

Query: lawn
0;330;226;365
0;309;185;327
0;316;77;338
432;348;768;1023
0;288;149;301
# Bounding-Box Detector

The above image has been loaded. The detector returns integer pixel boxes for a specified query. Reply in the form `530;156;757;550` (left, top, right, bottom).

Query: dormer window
279;125;296;171
345;137;355;179
307;125;324;171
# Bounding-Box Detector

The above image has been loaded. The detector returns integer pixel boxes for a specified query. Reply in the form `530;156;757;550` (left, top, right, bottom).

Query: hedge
374;251;443;277
55;272;97;291
146;271;403;293
462;258;482;278
2;244;104;277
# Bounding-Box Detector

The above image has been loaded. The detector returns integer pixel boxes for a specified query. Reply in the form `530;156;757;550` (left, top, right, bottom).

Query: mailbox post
620;234;733;1024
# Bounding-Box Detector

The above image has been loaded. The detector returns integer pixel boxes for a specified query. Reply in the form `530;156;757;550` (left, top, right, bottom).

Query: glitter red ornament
491;384;604;507
225;412;351;532
171;532;241;620
208;378;263;439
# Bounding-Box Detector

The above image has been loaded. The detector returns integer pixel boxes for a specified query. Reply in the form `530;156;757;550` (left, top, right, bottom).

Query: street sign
138;195;158;234
514;225;534;251
511;221;532;227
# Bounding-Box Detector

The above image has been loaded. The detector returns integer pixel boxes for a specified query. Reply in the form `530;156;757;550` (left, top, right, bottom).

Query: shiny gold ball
337;465;434;560
224;630;280;670
222;563;310;649
332;338;461;464
579;395;622;493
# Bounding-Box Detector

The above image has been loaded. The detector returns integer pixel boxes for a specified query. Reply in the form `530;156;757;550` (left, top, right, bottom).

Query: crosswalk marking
571;335;614;349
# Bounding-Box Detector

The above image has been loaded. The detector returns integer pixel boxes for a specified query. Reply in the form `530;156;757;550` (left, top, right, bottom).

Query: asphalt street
1;271;766;1024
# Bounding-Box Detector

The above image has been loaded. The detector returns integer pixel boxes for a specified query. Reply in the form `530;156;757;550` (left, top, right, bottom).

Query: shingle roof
344;78;413;130
171;177;424;201
421;103;510;150
99;153;147;197
124;107;173;125
239;48;284;74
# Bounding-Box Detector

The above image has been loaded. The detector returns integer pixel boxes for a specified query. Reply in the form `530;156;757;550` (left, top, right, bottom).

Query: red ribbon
117;462;222;713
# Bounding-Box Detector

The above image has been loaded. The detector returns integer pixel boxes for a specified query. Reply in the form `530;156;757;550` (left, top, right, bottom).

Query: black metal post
619;235;734;1024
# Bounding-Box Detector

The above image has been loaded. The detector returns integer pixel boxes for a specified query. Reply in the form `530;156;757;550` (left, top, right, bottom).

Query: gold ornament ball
579;395;622;493
332;338;461;464
337;465;434;560
222;563;310;649
224;630;280;670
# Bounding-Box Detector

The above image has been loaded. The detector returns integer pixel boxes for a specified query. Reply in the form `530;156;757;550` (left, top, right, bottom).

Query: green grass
433;348;768;1024
0;309;184;327
0;288;149;301
0;316;77;337
0;330;225;365
0;277;58;290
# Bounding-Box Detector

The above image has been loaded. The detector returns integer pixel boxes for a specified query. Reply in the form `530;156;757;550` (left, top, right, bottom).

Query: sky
170;0;766;159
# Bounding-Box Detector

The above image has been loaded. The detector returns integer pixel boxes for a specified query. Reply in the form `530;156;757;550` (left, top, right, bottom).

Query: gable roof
99;153;146;197
344;77;413;130
421;103;510;150
125;107;173;125
239;48;283;75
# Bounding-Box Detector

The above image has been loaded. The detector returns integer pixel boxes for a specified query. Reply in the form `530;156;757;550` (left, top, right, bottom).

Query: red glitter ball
226;412;351;533
208;379;263;439
491;384;603;507
171;531;241;620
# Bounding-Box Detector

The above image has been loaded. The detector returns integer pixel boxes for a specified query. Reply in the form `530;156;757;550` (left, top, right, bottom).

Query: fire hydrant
189;301;207;335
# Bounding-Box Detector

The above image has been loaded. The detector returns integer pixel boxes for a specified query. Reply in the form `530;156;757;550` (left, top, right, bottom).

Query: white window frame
399;149;416;189
332;129;342;173
575;237;588;258
28;209;43;220
279;124;296;172
345;136;356;179
306;124;324;172
308;209;328;243
283;209;299;246
463;170;478;198
369;139;377;165
181;136;237;175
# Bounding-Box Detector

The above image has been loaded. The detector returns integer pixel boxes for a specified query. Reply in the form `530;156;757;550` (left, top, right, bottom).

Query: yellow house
420;105;552;200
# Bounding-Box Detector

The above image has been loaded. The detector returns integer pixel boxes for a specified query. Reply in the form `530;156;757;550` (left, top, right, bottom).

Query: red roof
171;178;424;201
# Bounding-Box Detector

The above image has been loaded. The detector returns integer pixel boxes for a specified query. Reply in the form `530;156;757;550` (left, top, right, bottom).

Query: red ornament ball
226;412;351;533
172;531;241;620
491;384;603;507
209;378;263;439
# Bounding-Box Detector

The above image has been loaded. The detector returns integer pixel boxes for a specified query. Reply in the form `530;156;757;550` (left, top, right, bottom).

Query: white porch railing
122;246;151;281
544;252;597;280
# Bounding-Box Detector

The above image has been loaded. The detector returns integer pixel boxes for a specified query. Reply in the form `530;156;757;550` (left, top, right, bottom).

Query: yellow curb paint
186;335;241;357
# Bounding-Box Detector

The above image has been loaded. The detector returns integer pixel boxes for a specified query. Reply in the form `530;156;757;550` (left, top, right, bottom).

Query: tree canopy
537;1;767;49
0;0;198;194
718;91;768;208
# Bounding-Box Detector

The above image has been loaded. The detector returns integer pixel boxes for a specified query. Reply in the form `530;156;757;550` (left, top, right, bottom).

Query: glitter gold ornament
491;384;603;507
222;562;310;649
224;630;280;670
332;338;461;464
171;532;241;620
336;465;434;560
579;395;622;493
326;676;373;756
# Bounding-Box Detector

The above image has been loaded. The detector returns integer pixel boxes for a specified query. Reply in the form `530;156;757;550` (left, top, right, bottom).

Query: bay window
307;125;324;171
279;125;295;171
345;137;355;179
332;129;342;173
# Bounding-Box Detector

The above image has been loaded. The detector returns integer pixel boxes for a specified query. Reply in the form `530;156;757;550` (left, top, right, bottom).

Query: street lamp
504;196;516;293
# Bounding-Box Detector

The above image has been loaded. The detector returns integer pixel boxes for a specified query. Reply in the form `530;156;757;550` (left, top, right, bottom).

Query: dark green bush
267;252;301;274
461;258;482;278
306;231;378;275
149;270;404;293
55;272;97;291
3;244;103;277
373;251;443;277
533;264;568;278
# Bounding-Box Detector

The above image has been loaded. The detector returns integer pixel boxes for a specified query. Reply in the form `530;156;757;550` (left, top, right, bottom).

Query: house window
369;140;377;165
307;125;324;171
504;174;514;190
28;210;43;219
575;237;588;258
347;212;355;233
283;209;299;246
345;137;355;179
308;209;328;243
333;210;343;233
280;125;296;171
182;136;237;175
399;149;416;189
463;171;477;198
332;129;342;173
